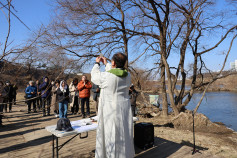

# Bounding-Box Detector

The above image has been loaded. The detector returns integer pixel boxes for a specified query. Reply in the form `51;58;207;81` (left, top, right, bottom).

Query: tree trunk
160;62;168;117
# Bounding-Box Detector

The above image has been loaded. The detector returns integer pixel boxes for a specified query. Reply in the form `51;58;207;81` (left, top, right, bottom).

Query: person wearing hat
3;81;14;113
25;81;37;113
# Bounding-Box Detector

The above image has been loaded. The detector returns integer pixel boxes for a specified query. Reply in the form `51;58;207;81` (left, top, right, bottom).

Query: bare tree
125;0;237;116
34;0;142;69
25;0;237;117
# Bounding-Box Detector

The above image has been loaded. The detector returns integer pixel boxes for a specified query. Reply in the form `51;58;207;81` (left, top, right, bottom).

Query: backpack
55;118;73;132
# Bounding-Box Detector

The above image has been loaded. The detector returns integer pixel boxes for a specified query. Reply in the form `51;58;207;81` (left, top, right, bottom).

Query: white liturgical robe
91;63;135;158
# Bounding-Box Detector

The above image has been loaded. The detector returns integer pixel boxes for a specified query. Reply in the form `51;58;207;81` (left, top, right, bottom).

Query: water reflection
186;92;237;131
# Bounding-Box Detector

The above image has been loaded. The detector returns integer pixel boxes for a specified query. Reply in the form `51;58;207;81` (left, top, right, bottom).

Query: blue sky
0;0;53;43
0;0;236;72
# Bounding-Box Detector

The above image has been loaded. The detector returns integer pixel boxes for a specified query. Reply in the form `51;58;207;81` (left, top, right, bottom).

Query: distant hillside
0;60;84;90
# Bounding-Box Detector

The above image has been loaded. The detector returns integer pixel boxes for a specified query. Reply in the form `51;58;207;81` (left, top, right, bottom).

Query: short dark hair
112;53;127;69
55;80;60;84
73;78;78;85
73;78;78;83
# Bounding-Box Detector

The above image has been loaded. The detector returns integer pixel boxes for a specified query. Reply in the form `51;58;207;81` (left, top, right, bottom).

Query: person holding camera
91;53;134;158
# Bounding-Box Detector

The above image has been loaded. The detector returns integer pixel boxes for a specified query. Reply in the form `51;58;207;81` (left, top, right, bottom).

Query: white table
45;117;138;158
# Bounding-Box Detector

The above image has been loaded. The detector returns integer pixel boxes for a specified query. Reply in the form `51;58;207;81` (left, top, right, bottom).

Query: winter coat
25;86;37;98
39;77;51;98
4;85;14;99
36;82;41;94
91;84;100;101
56;84;69;103
77;80;92;98
129;89;138;105
51;85;58;111
69;82;79;107
0;86;7;103
12;84;18;96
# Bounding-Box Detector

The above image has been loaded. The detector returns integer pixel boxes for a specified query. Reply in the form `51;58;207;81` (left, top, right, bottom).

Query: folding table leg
56;137;59;158
52;134;55;158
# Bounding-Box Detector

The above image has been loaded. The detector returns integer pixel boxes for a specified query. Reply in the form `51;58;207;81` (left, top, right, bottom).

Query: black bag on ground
134;122;154;149
55;118;73;132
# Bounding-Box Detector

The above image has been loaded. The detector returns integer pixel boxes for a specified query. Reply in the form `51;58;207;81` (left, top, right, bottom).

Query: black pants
131;104;136;116
3;98;13;112
81;97;90;115
36;96;42;110
13;95;16;105
71;97;79;114
0;103;3;125
42;97;51;115
27;98;36;112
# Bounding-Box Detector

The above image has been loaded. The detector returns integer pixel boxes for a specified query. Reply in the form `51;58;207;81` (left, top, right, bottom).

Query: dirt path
0;97;233;157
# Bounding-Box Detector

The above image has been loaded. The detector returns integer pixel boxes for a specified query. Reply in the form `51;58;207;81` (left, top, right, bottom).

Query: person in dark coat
35;80;42;110
0;81;7;127
25;81;37;113
3;81;14;112
91;83;100;115
129;84;138;116
12;83;18;105
56;80;69;118
39;77;52;116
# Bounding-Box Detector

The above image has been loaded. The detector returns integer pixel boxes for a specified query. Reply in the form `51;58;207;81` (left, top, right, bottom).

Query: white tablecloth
45;117;138;138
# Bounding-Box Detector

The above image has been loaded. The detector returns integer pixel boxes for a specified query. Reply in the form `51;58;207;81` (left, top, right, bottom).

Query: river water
186;92;237;132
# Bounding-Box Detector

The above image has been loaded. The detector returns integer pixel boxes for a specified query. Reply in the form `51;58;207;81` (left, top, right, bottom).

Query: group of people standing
25;75;97;119
1;52;136;157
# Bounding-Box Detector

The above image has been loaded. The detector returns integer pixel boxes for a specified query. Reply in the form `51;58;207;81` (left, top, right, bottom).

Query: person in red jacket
77;75;92;118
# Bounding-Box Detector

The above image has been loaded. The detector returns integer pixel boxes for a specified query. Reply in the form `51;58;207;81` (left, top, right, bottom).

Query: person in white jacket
91;53;134;158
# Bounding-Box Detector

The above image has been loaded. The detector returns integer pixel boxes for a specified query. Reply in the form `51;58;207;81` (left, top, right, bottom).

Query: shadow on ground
135;137;208;158
0;135;52;154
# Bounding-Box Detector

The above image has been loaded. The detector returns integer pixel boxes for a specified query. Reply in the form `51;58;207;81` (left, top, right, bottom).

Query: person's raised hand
102;57;107;65
96;57;101;63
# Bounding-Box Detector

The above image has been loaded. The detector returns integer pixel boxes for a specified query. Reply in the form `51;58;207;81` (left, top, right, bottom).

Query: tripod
192;111;201;155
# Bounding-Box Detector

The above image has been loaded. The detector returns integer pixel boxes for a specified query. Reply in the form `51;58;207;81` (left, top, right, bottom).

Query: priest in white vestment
91;53;135;158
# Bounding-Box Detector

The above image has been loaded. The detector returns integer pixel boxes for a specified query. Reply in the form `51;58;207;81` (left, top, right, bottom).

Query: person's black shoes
82;114;86;118
0;124;5;127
